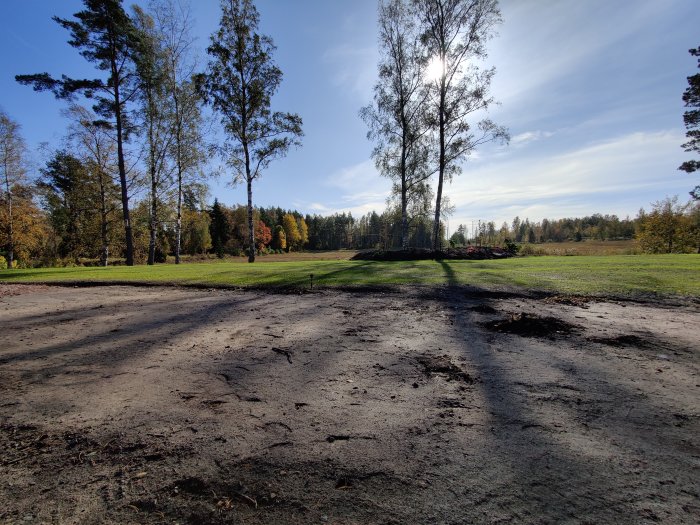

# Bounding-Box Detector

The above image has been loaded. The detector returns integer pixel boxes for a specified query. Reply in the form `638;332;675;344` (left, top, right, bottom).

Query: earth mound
351;246;513;261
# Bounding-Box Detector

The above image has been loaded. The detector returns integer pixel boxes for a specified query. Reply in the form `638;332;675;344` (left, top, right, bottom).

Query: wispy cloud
490;0;673;114
510;130;554;147
445;130;688;225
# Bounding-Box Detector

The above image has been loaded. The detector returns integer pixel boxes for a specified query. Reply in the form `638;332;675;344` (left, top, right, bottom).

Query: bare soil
0;284;698;524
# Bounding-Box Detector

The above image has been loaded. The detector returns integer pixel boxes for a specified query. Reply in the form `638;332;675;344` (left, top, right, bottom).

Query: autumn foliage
255;220;272;251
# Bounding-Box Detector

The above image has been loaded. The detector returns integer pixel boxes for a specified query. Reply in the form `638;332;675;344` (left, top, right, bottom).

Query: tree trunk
5;175;13;269
400;135;409;250
148;173;157;265
174;85;183;265
96;163;109;266
175;174;182;264
113;69;134;266
147;87;158;266
432;79;446;251
247;176;255;263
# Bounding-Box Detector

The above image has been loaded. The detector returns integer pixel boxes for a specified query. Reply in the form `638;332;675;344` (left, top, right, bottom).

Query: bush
0;255;20;269
519;244;547;256
503;239;520;254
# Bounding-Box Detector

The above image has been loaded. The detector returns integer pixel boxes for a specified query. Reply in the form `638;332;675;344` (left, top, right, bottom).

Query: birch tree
197;0;303;262
362;0;432;249
416;0;508;249
133;5;176;265
151;0;206;264
0;110;29;269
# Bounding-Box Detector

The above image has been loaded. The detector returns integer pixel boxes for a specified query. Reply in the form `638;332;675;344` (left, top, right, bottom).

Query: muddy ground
0;284;698;524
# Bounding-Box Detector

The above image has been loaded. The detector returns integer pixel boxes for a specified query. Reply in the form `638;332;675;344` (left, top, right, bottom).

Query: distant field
179;250;359;263
518;239;640;256
1;254;698;298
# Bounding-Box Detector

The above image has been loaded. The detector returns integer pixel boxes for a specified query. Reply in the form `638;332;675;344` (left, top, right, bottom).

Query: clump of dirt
416;354;473;383
483;313;579;338
542;294;590;308
352;246;513;261
589;334;650;348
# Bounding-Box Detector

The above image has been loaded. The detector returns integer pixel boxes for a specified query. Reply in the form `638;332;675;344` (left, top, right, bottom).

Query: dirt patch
0;283;53;298
1;285;698;524
416;354;474;383
483;312;580;338
590;334;652;347
542;294;591;308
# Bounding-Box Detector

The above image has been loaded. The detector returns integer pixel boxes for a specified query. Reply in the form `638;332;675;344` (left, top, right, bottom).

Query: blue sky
1;0;698;228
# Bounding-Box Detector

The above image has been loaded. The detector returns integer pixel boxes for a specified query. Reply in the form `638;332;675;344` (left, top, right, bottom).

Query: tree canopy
196;0;303;262
679;45;700;200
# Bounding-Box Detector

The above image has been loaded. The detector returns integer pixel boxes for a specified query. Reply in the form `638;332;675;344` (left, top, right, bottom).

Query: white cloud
510;130;554;147
445;129;688;225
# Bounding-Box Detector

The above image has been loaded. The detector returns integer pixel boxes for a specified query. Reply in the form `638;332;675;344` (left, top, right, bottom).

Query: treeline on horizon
2;154;699;268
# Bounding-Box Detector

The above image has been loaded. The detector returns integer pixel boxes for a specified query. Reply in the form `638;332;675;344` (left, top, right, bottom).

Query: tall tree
16;0;141;265
362;0;431;249
415;0;508;249
0;110;30;269
636;196;697;253
39;151;94;261
64;105;122;266
209;198;229;258
196;0;303;262
133;5;176;265
282;212;300;251
152;0;206;264
679;45;700;200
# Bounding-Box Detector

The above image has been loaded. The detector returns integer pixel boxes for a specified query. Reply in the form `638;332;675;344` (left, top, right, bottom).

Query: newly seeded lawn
1;254;698;298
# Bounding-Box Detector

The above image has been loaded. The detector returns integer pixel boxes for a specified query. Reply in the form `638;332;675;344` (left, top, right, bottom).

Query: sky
1;0;698;229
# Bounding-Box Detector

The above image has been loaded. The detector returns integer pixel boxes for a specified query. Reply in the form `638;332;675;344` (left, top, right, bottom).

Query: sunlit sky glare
1;0;698;228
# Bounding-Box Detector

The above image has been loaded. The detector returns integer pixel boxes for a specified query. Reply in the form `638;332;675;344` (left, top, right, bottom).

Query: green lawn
1;254;698;298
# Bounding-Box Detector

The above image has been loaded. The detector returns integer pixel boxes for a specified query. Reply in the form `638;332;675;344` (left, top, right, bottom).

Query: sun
425;55;445;82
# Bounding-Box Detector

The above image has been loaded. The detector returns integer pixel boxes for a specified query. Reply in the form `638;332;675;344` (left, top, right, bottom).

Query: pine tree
679;45;700;200
209;198;229;258
16;0;142;265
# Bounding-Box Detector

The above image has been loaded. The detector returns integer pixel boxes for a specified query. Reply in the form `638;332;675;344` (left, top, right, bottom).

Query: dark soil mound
542;295;590;308
483;313;579;338
352;246;513;261
589;334;650;348
416;354;473;383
